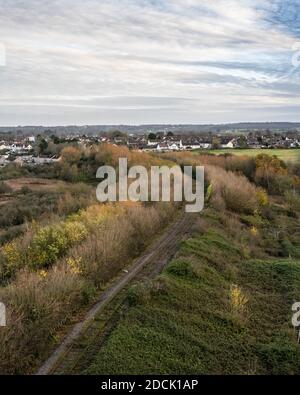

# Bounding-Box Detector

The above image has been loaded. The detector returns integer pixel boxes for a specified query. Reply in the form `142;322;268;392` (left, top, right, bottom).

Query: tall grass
205;165;259;214
0;266;85;374
160;151;256;179
0;201;177;374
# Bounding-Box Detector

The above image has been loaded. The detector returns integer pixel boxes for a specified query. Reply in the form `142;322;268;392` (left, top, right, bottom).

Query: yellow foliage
256;188;269;206
250;226;259;237
2;242;23;271
66;257;83;275
64;221;88;243
229;284;248;312
38;270;48;279
74;203;126;228
255;154;288;175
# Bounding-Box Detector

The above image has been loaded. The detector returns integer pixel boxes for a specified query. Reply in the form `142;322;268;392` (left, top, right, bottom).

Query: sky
0;0;300;126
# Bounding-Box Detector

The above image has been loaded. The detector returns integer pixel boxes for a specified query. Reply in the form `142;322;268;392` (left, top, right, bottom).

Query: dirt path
36;212;193;375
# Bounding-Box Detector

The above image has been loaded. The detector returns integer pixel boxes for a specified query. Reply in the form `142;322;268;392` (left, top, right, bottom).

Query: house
147;140;159;146
221;138;236;149
168;142;180;151
156;143;169;151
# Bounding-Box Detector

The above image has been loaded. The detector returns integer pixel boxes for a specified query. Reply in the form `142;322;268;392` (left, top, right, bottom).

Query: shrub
256;188;269;206
0;164;29;181
254;154;293;194
284;190;300;211
28;220;88;269
60;146;82;164
0;181;12;194
206;166;258;214
229;284;248;314
0;266;85;374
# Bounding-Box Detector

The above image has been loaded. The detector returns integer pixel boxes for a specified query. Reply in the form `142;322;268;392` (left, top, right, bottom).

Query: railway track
36;212;194;375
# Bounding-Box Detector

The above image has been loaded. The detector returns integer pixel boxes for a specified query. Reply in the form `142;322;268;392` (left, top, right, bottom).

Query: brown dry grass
5;177;69;192
0;201;177;374
206;165;259;214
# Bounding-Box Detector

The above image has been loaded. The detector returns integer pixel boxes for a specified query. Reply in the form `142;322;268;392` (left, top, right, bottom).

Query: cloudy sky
0;0;300;125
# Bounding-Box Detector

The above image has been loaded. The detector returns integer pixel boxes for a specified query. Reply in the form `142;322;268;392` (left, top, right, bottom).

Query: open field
194;148;300;163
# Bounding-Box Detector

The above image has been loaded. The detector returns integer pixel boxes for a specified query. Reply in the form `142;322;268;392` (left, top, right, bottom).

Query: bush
256;188;269;206
254;154;293;194
284;190;300;211
0;266;85;374
0;181;12;194
206;166;258;214
27;220;88;269
0;164;29;181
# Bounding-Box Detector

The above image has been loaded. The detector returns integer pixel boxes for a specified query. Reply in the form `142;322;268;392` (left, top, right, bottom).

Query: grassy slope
86;208;300;375
194;148;300;163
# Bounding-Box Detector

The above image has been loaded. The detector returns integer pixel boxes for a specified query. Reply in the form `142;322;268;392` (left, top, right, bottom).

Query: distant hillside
0;122;300;135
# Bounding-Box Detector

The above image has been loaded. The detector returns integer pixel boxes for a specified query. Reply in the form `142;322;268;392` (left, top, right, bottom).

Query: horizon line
1;121;300;129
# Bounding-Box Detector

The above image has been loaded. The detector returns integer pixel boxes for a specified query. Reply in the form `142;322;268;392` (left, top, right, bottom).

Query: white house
147;140;159;146
156;143;169;151
168;143;180;151
221;139;235;149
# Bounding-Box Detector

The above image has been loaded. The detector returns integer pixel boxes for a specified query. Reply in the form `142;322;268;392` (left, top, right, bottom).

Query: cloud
0;0;299;125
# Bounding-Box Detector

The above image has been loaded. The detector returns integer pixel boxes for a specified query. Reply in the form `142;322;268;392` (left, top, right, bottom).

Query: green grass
194;148;300;163
85;211;300;375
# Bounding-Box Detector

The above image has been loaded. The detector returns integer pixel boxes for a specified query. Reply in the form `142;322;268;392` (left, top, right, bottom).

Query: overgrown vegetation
0;144;178;374
0;144;173;183
82;150;300;375
0;144;300;374
0;201;177;374
0;182;95;245
87;203;300;375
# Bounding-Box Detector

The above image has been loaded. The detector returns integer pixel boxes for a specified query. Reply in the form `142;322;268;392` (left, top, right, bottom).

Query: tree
212;137;221;149
61;146;81;164
255;154;288;192
148;133;156;141
109;130;126;138
38;139;48;154
238;135;248;148
51;134;60;144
